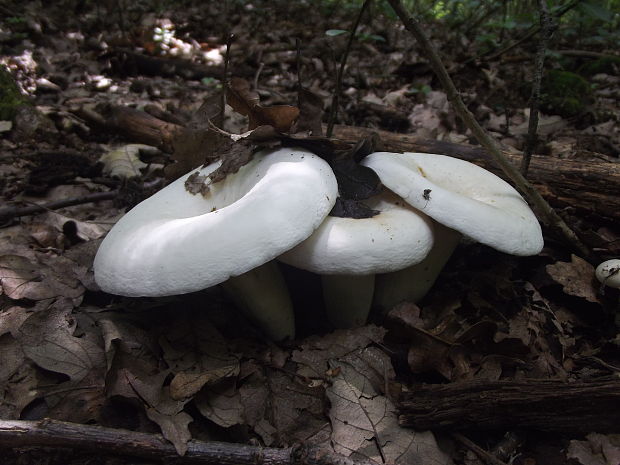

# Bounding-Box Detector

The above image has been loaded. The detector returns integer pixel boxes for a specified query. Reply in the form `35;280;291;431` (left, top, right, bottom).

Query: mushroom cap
279;191;434;274
94;148;338;296
362;152;543;256
595;259;620;289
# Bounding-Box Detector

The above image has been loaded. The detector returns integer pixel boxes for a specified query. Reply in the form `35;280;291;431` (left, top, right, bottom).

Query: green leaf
577;1;613;22
325;29;348;37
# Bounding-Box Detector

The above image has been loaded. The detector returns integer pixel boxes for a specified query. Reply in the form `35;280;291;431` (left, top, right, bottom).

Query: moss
578;56;620;76
540;70;592;117
0;66;30;121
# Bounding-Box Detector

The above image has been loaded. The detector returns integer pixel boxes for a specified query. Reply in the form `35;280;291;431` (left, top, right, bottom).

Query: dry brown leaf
0;335;40;419
16;298;105;383
292;325;386;379
227;77;299;132
159;314;240;400
567;433;620;465
546;255;600;303
195;379;244;428
0;255;84;302
99;144;153;179
114;368;193;455
327;348;452;464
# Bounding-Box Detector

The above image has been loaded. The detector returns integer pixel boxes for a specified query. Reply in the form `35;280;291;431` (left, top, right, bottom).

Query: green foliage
540;70;592;117
578;56;620;76
0;67;30;121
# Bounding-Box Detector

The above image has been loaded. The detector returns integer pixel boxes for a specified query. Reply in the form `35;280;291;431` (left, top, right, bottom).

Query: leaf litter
1;3;619;464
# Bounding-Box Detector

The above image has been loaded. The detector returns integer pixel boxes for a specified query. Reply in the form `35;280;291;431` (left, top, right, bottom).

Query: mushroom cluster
94;149;544;340
94;148;338;341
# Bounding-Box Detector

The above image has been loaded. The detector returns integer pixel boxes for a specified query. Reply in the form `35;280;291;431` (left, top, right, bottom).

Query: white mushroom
362;152;544;308
279;191;434;328
595;259;620;289
94;148;338;340
373;222;461;311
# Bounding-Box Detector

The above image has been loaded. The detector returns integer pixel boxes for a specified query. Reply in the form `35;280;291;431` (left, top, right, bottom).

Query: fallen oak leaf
546;255;600;304
227;78;299;132
293;87;325;136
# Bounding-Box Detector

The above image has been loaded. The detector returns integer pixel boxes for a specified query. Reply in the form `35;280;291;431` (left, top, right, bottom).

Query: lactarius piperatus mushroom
279;190;434;328
361;152;544;310
94;148;338;340
595;259;620;289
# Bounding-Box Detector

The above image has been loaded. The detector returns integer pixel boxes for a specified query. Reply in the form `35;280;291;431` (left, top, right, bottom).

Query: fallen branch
398;378;620;433
451;433;508;465
386;0;593;260
0;180;164;224
0;191;116;224
0;419;376;465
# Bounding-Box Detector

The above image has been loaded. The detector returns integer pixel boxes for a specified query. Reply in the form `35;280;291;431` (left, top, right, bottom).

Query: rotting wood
0;419;376;465
76;105;620;223
398;378;620;433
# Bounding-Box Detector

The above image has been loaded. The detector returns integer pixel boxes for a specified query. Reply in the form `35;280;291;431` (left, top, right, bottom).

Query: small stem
220;33;234;127
521;0;556;176
322;274;375;328
222;261;295;341
326;0;371;138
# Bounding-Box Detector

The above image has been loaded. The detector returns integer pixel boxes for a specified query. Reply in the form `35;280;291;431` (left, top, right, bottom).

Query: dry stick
0;419;377;465
326;0;371;138
521;0;557;176
0;179;164;224
219;33;234;127
0;191;116;224
385;0;593;260
452;433;509;465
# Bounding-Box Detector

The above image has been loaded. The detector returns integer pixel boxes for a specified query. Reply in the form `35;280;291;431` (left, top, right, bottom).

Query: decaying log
79;105;620;222
398;378;620;433
0;419;375;465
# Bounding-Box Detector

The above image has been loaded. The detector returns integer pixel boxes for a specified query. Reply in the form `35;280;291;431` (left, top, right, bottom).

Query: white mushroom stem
221;261;295;341
321;274;375;328
279;191;434;329
373;223;461;311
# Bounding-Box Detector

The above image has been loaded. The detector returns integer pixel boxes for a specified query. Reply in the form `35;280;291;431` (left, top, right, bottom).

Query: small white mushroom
362;152;544;307
595;259;620;289
94;148;338;340
279;191;434;328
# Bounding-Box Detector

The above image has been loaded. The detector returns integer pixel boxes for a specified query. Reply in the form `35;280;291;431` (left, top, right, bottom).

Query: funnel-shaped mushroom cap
362;152;543;256
279;191;434;274
94;148;338;296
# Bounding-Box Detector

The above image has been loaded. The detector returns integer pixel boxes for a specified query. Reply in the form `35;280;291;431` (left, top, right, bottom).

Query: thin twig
296;38;303;90
0;179;164;225
521;0;556;176
220;33;234;127
0;192;116;224
0;419;377;465
481;0;580;62
452;433;510;465
326;0;372;138
385;0;593;261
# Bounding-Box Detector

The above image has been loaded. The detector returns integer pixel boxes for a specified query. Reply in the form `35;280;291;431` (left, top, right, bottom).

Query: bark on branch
0;419;375;465
398;378;620;433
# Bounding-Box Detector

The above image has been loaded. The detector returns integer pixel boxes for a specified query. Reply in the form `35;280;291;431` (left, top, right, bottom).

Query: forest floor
0;1;619;465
